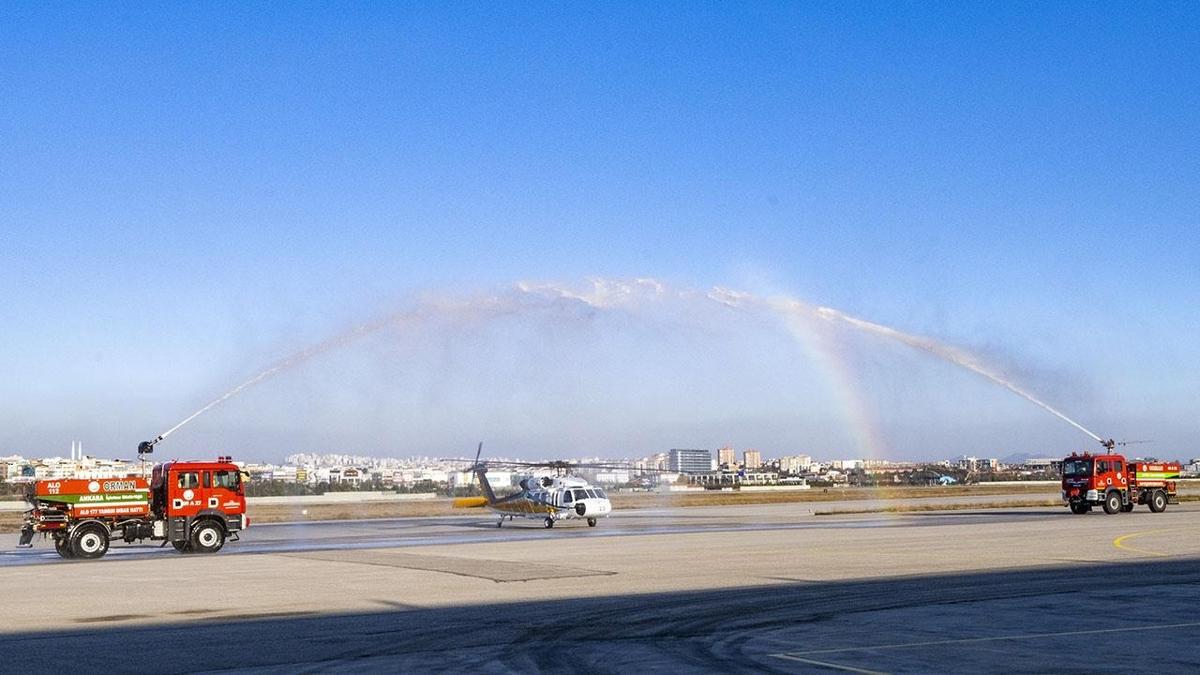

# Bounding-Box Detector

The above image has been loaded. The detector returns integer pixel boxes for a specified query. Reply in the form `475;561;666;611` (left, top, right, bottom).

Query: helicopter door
562;489;573;506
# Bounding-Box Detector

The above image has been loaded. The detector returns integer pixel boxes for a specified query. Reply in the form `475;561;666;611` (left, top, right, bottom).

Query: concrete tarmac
0;493;1068;567
3;502;1199;673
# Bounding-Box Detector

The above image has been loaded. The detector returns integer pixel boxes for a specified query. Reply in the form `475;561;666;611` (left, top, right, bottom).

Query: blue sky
2;3;1197;462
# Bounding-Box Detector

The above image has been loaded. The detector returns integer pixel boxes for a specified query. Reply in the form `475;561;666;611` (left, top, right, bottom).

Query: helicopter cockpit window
596;489;608;499
573;489;588;501
586;489;598;499
562;490;573;503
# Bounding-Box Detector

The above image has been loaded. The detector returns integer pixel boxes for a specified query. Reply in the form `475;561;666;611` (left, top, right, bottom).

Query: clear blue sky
2;3;1197;462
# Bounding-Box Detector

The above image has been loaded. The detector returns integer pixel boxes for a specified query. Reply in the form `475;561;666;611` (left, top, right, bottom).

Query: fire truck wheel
1121;502;1135;513
172;541;192;553
1149;490;1167;513
70;523;110;560
190;520;226;553
1102;491;1122;515
55;536;74;558
1069;502;1090;515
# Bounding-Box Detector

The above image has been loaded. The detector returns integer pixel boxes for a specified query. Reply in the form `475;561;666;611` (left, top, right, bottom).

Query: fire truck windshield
213;470;240;490
1062;459;1093;477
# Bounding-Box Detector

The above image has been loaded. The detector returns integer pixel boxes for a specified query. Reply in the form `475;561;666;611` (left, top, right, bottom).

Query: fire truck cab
1061;452;1179;515
150;458;248;552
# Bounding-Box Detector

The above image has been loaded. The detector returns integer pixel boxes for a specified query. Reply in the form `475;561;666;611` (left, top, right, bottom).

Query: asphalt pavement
3;502;1198;673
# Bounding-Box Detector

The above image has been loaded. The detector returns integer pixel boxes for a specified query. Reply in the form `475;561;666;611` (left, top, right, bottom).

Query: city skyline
4;440;1190;470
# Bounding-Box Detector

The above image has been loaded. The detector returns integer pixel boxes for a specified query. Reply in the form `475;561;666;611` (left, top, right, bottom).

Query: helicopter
450;443;659;529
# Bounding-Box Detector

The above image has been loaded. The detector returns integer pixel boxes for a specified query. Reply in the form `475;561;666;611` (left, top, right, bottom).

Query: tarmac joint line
770;620;1200;663
770;653;888;674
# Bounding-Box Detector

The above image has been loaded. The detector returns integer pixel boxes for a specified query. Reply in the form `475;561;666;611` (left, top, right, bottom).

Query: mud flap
17;526;34;548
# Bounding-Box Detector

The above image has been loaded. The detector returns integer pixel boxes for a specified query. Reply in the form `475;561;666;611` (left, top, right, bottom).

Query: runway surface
0;493;1065;567
4;502;1199;673
0;506;1062;567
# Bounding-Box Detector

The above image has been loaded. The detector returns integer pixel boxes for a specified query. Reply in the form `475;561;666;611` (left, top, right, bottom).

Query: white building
449;470;513;490
417;469;449;484
779;455;813;475
594;470;631;484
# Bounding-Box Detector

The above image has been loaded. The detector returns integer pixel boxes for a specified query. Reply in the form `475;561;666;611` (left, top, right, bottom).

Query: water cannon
138;436;164;456
1100;438;1151;452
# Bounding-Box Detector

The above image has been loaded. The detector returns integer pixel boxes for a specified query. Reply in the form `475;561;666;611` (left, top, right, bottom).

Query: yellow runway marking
1113;529;1172;557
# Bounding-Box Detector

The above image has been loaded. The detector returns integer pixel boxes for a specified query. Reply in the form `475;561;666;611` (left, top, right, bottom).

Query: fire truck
1061;451;1180;515
17;457;247;560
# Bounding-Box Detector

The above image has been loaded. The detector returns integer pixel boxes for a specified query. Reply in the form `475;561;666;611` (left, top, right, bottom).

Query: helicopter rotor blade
480;461;686;473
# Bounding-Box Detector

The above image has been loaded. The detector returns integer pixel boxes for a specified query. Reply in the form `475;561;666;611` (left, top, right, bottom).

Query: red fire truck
1061;452;1180;515
17;457;247;560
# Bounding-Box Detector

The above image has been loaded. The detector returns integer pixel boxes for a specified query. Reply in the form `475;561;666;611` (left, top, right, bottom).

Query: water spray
711;289;1107;446
139;278;1109;453
138;292;526;453
809;305;1106;444
139;308;424;454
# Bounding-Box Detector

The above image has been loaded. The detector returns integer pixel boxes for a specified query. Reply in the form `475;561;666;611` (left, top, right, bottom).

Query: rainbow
773;301;888;461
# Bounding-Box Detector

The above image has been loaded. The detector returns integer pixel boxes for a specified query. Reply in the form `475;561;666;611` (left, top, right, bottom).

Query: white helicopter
451;444;645;529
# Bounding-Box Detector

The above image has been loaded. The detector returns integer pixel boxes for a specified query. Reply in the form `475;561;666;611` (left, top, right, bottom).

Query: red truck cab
151;457;248;549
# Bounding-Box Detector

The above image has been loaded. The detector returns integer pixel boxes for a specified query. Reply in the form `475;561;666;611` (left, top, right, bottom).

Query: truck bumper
1063;489;1100;505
